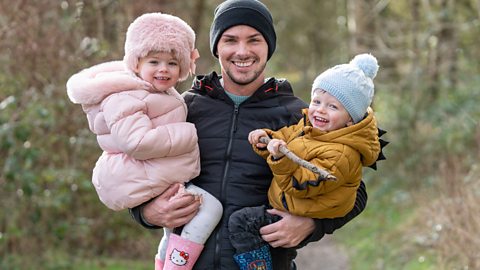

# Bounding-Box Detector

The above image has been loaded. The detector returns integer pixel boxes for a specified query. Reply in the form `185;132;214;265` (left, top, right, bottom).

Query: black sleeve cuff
129;201;162;230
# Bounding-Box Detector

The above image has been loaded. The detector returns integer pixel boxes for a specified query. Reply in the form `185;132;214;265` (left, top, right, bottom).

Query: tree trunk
347;0;377;54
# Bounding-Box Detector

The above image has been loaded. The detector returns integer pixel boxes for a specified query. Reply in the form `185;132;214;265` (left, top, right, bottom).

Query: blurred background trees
1;0;479;269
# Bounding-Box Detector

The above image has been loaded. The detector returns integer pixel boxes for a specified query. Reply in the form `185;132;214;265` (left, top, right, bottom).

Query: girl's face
135;51;180;92
308;89;353;132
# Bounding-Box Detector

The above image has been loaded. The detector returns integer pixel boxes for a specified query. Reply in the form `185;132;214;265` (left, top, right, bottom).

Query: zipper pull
233;105;239;133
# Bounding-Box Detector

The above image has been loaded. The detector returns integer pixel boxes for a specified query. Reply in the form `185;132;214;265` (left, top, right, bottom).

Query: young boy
229;54;382;270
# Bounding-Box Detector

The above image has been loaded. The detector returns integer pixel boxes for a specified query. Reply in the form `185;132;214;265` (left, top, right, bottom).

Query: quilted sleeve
102;93;198;160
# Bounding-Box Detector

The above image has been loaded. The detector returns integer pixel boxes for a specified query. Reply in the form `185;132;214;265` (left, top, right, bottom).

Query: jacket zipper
214;104;239;269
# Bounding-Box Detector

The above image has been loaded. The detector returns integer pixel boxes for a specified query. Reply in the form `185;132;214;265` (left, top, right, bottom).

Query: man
131;0;374;269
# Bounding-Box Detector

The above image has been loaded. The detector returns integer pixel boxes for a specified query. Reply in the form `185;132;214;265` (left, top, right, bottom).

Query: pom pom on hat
350;53;379;79
312;53;379;123
124;13;198;81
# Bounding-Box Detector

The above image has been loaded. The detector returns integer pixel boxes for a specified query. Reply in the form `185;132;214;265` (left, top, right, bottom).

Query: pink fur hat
124;12;199;81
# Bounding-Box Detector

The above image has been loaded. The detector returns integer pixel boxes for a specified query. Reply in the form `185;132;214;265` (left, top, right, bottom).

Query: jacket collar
190;71;295;103
301;108;381;167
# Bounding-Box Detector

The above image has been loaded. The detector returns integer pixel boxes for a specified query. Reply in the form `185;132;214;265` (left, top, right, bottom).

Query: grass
334;171;439;270
1;251;152;270
336;207;438;269
74;258;151;270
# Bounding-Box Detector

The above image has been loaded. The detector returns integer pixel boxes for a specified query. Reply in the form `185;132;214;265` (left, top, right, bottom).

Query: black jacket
130;72;369;270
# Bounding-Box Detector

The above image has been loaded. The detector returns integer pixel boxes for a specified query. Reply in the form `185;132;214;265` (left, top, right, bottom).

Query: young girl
229;54;383;270
66;13;222;270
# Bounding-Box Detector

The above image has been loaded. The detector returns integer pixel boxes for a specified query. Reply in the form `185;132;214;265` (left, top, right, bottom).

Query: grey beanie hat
209;0;277;60
311;54;379;123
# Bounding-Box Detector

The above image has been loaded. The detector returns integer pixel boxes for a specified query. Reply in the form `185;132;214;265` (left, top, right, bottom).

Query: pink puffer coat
67;61;200;211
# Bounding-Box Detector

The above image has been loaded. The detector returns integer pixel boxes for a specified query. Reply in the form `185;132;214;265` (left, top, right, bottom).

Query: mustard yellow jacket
253;108;380;218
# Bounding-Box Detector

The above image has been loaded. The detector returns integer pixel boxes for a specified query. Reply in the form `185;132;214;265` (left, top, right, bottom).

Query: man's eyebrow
221;34;237;39
221;33;262;39
248;33;262;38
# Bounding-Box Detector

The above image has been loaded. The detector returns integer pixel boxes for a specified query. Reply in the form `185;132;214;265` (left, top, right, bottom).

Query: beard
223;61;267;86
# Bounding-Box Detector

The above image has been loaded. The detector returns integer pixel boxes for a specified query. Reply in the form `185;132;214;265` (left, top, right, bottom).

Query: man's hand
259;209;315;248
141;183;201;229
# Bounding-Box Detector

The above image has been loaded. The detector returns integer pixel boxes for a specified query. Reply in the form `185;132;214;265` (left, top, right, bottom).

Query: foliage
326;1;480;268
0;1;162;267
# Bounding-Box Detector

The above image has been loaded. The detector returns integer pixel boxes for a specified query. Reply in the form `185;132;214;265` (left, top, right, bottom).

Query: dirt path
294;235;350;270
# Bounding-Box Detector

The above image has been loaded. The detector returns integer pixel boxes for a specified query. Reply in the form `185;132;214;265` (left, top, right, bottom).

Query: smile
154;76;170;81
233;60;254;67
314;116;328;123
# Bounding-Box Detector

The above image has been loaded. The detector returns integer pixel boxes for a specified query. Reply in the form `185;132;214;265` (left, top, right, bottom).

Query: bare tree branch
259;137;336;182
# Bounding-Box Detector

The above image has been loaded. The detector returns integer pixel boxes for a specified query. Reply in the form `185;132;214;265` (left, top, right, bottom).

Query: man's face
216;25;268;88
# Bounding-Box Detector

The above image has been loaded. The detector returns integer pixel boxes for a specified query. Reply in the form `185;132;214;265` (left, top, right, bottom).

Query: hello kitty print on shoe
169;248;189;266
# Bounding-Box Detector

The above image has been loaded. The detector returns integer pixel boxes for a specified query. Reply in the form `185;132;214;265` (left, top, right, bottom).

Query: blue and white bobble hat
311;53;379;123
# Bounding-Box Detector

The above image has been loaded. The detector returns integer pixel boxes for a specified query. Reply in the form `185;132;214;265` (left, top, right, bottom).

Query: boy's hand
248;129;268;148
267;139;286;159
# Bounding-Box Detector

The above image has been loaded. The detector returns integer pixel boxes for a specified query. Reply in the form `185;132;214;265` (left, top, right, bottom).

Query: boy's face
308;89;353;132
135;51;180;92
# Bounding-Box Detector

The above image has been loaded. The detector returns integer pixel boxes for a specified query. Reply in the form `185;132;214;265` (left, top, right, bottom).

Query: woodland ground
295;235;350;270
